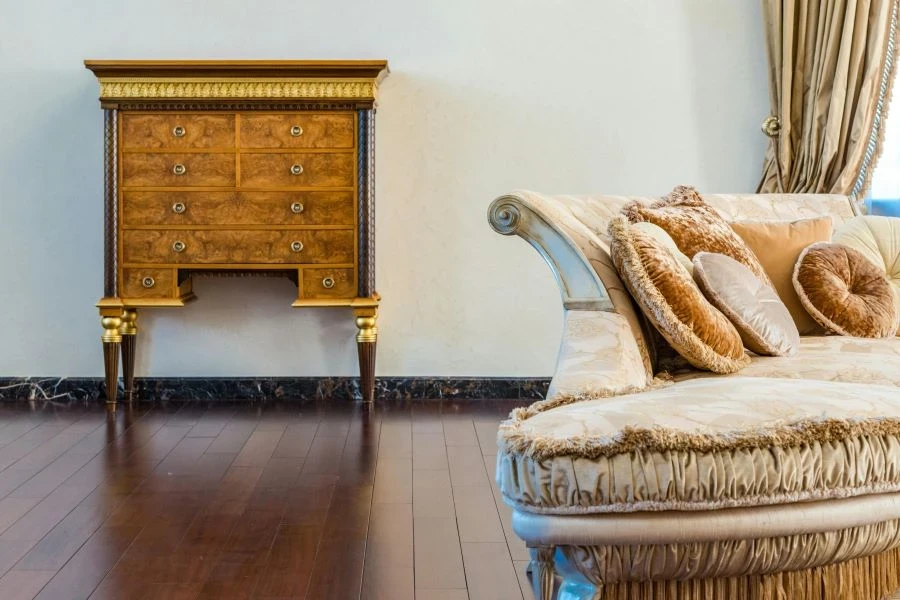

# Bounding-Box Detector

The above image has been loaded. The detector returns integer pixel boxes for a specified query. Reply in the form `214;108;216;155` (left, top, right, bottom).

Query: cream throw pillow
693;252;799;356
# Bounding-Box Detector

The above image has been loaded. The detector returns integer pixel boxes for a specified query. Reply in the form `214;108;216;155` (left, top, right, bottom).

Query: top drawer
240;114;354;149
122;114;235;149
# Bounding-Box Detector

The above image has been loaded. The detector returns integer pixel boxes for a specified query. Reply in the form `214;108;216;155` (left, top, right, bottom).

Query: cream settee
487;192;900;600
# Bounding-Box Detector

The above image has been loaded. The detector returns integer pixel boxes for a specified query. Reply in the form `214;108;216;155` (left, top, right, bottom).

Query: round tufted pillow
793;242;899;338
693;253;799;357
832;215;900;335
609;217;749;373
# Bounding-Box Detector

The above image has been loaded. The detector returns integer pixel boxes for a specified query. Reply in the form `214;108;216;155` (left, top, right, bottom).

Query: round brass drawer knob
290;241;304;252
322;277;335;289
173;163;187;176
142;277;155;288
172;240;186;253
290;125;303;137
172;202;186;214
290;164;304;175
291;202;304;214
173;125;186;137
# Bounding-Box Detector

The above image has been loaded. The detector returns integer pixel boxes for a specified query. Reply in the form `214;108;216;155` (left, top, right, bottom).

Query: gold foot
354;307;377;403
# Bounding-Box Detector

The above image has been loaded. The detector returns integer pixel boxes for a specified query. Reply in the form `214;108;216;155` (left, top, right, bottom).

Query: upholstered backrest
510;191;858;375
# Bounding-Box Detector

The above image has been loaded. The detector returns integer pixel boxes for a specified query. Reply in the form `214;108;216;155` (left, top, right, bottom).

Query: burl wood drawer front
302;268;355;299
122;229;355;264
121;114;235;149
240;153;354;188
240;114;354;149
122;153;236;187
121;268;175;298
122;191;355;227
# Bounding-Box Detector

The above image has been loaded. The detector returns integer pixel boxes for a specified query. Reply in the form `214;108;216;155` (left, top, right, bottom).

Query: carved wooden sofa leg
529;546;557;600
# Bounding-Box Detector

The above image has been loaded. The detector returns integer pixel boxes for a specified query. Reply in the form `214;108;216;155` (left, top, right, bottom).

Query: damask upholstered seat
488;191;900;599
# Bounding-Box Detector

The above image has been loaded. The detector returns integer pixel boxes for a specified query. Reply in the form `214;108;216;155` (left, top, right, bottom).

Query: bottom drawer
121;268;176;299
302;268;355;299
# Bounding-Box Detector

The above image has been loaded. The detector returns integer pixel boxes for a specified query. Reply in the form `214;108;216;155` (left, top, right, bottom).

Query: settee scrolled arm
488;195;614;312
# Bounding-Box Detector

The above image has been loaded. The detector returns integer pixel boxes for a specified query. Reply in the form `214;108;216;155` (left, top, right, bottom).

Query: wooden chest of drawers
85;60;388;408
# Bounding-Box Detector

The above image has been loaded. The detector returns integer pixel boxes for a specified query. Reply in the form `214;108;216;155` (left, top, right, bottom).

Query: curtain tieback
761;115;782;137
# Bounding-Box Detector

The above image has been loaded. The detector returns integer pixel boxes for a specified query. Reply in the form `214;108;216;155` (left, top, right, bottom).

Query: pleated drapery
758;0;900;203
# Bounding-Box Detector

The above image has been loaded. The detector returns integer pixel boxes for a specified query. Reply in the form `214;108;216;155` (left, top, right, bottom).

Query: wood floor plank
372;457;412;504
447;445;489;487
415;590;470;600
231;429;283;468
33;524;143;600
413;433;448;471
0;568;56;600
513;560;536;600
413;517;466;590
413;469;455;519
461;542;523;600
453;485;506;544
0;497;40;535
441;418;479;447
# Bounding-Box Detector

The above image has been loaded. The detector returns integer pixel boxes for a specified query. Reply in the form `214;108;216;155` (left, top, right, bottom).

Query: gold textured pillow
832;216;900;337
623;185;770;284
609;217;749;373
730;217;833;335
692;252;799;357
793;242;899;339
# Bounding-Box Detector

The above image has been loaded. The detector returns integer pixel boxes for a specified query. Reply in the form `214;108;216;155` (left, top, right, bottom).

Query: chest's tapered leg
98;302;123;410
354;307;378;403
120;308;138;403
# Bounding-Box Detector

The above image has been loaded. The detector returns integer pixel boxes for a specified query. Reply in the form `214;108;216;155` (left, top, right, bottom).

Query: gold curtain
758;0;900;201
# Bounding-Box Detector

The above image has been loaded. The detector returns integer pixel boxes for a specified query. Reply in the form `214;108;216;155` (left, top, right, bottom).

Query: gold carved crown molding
97;77;377;101
85;60;389;104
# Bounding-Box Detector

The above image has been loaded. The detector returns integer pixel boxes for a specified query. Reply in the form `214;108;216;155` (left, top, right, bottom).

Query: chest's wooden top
84;60;389;104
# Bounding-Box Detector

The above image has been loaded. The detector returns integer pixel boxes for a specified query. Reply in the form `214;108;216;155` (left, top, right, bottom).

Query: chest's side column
354;108;378;403
96;108;124;409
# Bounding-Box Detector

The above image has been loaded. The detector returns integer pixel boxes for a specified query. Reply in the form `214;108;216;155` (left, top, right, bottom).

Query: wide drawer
122;229;355;264
302;268;356;299
240;114;354;149
121;267;176;298
121;190;355;227
122;114;235;149
240;152;354;188
122;153;235;187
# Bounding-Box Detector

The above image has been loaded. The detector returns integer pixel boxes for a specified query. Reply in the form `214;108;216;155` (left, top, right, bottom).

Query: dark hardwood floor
0;398;534;600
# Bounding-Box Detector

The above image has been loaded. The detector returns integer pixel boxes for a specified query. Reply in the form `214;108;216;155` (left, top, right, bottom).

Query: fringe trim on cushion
499;412;900;461
851;0;900;204
598;546;900;600
508;375;673;422
608;216;751;374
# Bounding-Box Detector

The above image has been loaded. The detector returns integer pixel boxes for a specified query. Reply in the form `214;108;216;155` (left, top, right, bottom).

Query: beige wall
0;0;768;377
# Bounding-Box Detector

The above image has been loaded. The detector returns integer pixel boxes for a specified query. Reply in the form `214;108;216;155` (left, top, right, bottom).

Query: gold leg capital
354;307;378;343
100;315;122;343
119;308;138;336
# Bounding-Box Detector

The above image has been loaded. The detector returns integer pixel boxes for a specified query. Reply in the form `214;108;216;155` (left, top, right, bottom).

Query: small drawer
122;114;235;149
121;190;355;227
122;229;355;264
240;152;354;188
122;153;236;187
240;113;354;149
121;268;175;298
302;268;356;299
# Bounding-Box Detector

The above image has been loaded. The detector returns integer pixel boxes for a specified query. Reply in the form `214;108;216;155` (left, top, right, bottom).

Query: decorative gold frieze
98;78;377;101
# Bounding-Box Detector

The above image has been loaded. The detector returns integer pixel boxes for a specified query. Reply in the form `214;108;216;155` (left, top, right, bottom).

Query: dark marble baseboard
0;376;549;405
